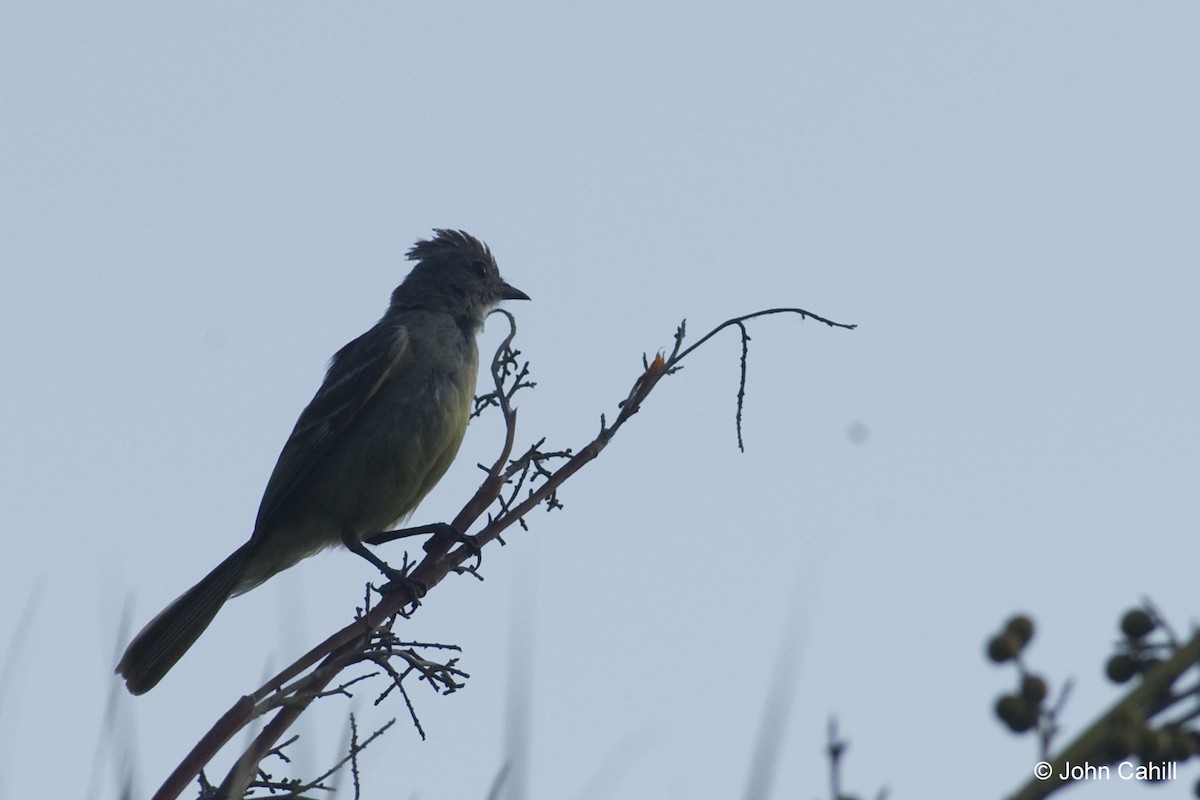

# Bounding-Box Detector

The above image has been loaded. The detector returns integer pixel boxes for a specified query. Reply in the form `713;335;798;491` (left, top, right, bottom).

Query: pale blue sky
3;3;1199;799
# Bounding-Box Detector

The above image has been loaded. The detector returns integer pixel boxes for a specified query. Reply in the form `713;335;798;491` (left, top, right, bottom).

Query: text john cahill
1059;760;1176;781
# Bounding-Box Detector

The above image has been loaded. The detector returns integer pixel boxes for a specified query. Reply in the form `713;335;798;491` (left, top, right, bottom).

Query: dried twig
152;305;854;800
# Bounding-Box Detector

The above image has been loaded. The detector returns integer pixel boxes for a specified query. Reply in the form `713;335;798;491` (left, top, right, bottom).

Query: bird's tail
116;543;252;695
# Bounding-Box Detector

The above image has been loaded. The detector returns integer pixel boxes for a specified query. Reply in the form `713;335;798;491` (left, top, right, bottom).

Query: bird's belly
320;369;474;535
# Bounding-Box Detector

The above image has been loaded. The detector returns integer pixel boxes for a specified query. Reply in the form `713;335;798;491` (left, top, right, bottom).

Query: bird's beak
500;282;530;302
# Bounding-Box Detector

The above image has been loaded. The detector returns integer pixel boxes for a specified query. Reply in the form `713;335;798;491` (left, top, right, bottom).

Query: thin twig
154;305;855;800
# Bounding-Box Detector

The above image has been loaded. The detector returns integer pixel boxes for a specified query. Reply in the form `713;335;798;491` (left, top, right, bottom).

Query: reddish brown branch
151;306;853;799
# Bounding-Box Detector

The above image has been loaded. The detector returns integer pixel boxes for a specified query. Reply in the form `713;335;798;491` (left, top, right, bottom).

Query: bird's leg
364;522;455;545
365;522;483;559
342;529;426;598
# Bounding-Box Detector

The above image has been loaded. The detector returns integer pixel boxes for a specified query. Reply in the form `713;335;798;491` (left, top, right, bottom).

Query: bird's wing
253;323;411;533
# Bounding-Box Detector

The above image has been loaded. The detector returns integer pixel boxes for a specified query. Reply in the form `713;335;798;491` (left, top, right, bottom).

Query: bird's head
392;229;529;331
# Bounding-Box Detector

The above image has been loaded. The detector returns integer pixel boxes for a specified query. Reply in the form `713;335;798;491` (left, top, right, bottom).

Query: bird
117;229;529;694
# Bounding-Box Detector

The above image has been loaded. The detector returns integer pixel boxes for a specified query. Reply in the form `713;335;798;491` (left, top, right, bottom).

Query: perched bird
117;229;529;694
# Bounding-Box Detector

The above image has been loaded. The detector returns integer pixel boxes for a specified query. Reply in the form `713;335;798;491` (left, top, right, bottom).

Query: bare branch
152;305;854;799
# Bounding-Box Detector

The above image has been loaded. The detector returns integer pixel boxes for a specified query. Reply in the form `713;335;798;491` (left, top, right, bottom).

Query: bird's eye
470;259;489;278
